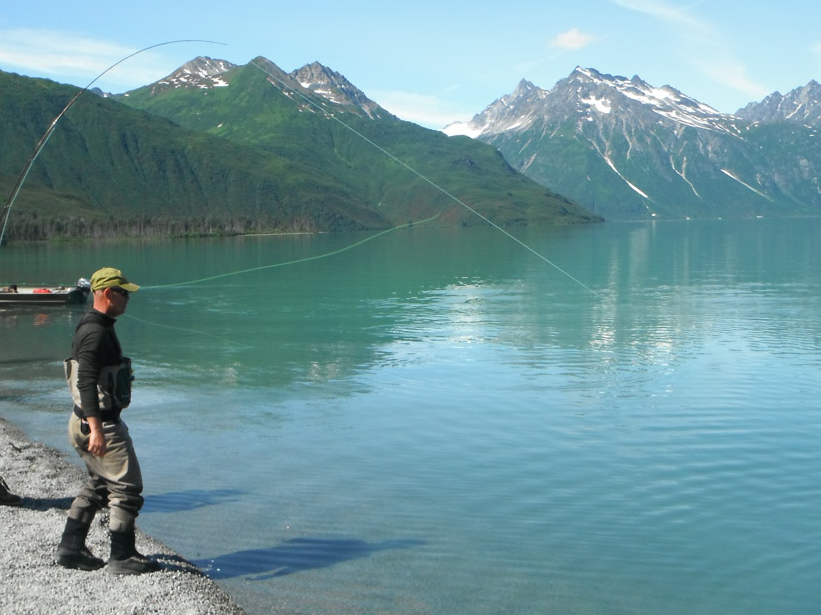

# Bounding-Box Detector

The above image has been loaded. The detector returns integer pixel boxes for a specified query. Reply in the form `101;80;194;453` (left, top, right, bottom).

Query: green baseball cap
90;267;140;292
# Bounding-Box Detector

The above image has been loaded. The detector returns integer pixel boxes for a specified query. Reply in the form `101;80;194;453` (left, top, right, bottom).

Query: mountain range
3;58;819;243
444;67;821;221
0;58;597;243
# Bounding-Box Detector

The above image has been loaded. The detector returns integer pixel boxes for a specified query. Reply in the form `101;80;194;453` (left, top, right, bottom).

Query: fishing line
249;60;599;297
123;216;440;342
122;313;243;346
0;39;226;255
143;214;440;289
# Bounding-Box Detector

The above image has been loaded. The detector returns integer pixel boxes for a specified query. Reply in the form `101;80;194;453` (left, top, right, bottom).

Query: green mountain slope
0;64;599;242
115;58;600;227
0;70;388;241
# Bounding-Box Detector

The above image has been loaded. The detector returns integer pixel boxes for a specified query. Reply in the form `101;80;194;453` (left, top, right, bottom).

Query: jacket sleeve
74;326;104;420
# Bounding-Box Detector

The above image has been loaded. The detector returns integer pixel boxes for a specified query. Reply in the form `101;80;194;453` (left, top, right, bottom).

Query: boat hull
0;285;90;306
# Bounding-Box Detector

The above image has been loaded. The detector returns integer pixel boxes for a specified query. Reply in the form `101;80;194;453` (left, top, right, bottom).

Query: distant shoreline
240;230;326;237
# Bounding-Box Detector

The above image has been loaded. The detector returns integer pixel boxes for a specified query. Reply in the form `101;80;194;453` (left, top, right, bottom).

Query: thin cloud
0;28;195;91
608;0;709;32
608;0;771;108
703;61;769;102
0;29;131;75
550;28;598;51
373;90;474;130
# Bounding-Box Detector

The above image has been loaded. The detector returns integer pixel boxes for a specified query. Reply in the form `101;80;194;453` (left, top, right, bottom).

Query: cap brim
119;282;140;292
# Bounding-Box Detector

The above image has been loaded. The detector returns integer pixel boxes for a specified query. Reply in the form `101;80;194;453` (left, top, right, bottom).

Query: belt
74;407;122;424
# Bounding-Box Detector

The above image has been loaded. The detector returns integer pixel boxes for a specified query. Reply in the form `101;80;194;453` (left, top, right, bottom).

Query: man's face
102;286;131;317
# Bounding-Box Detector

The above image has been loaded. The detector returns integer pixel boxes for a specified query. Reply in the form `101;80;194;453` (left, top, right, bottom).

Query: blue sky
1;1;819;129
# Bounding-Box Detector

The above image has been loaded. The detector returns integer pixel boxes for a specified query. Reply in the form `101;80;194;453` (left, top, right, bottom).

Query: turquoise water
2;218;820;614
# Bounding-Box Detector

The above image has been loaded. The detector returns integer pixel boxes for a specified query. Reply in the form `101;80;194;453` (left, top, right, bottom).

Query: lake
1;217;820;614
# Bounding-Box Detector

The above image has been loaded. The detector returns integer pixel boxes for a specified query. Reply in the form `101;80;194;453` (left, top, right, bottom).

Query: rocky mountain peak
557;67;734;132
512;78;538;96
445;66;738;139
443;79;548;138
736;80;821;125
289;61;383;118
136;56;389;122
153;56;237;91
569;66;605;83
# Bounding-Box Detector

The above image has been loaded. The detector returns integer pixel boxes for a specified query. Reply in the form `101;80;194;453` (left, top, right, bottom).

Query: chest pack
64;357;133;411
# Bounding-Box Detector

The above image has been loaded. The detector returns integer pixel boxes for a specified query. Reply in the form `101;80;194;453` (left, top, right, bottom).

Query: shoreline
0;416;247;615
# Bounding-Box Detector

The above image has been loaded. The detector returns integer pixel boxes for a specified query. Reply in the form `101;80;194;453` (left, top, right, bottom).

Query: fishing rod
0;39;225;257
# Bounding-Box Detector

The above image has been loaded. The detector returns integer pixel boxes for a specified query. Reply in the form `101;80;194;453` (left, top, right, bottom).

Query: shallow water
2;218;820;614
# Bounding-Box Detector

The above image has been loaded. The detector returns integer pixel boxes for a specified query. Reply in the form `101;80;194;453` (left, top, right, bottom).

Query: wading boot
56;517;105;571
107;529;161;575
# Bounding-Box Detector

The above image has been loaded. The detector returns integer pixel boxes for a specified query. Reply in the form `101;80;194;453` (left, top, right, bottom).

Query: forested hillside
0;65;600;243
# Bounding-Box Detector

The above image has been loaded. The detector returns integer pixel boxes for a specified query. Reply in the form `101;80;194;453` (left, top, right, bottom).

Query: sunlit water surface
2;218;820;614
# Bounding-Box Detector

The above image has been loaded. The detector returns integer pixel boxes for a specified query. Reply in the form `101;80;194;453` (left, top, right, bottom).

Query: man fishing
56;267;160;575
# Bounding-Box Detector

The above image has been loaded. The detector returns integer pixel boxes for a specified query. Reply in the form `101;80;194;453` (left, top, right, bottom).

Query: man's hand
86;417;107;457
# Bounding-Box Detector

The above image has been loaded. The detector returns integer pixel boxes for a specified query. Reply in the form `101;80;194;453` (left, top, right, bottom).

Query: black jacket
71;308;124;420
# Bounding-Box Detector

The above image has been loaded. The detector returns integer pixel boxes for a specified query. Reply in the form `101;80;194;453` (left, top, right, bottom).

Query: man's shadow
18;488;244;513
194;536;426;580
17;495;73;511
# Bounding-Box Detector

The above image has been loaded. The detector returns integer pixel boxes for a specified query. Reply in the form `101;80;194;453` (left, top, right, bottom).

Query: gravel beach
0;416;247;615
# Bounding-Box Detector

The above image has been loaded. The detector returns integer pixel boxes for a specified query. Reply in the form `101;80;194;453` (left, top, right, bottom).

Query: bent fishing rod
0;39;225;257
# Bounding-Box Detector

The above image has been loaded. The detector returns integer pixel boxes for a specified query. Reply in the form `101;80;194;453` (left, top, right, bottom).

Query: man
56;267;160;575
0;475;21;506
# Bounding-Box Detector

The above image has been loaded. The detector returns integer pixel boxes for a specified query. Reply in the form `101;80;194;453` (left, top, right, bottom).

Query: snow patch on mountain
670;156;700;197
720;169;771;199
602;153;650;199
156;57;236;90
581;96;612;114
